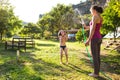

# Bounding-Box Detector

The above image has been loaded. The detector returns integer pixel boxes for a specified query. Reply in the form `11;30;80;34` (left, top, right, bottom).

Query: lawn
0;39;120;80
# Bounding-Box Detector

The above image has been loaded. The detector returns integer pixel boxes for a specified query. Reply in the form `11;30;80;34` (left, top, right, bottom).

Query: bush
44;30;52;39
76;28;88;42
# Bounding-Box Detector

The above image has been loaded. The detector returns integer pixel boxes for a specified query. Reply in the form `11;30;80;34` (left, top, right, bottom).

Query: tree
102;0;120;41
0;7;9;40
37;14;50;38
113;0;120;17
49;4;74;32
21;23;41;38
0;0;22;40
76;29;83;42
7;7;22;37
76;28;89;42
37;4;75;38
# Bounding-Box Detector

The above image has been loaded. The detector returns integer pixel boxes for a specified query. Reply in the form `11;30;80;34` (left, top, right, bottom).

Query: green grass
0;40;120;80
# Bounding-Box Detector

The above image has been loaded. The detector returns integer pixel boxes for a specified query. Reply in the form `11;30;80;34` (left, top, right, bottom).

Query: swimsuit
60;46;66;50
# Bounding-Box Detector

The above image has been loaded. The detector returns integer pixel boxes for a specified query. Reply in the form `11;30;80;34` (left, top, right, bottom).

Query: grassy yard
0;40;120;80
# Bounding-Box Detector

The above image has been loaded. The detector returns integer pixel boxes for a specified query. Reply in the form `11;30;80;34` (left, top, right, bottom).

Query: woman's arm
83;24;90;31
81;18;90;30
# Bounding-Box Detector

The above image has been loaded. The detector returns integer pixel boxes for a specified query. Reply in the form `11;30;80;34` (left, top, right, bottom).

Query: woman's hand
85;39;90;46
83;24;86;28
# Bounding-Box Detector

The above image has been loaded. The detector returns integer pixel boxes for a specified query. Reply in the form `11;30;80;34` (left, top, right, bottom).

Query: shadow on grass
0;42;5;50
33;46;41;51
0;42;71;79
96;76;108;80
0;53;41;80
64;63;90;74
0;62;43;80
37;43;56;47
50;39;59;42
64;63;107;80
101;54;120;74
0;47;67;79
0;52;43;80
32;59;68;77
81;50;120;74
26;46;41;52
80;50;120;80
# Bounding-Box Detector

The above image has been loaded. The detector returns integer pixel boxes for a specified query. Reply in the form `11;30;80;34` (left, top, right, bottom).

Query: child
58;30;68;64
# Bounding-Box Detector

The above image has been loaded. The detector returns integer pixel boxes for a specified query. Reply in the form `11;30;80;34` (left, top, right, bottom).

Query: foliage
37;14;51;38
0;0;22;40
37;4;76;38
76;29;83;42
102;0;120;40
75;28;88;42
113;0;120;17
0;6;9;39
7;8;22;37
43;30;52;39
49;4;74;31
20;23;41;38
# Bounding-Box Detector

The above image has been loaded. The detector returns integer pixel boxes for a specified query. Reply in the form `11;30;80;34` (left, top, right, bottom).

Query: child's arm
65;34;68;41
59;36;62;42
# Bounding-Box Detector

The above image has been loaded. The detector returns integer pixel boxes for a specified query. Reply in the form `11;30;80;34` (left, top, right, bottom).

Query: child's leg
60;48;63;64
64;47;68;63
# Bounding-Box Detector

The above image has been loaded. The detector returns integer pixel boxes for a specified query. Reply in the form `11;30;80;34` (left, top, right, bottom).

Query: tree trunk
41;31;44;38
0;32;2;41
113;31;116;42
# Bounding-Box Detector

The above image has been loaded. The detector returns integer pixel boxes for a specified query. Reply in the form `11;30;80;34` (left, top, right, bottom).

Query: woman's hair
91;5;103;14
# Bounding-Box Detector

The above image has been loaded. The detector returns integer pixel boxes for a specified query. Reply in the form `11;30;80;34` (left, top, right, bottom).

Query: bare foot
88;73;99;77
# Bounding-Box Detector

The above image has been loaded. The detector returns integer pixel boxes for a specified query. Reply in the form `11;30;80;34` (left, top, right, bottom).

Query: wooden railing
5;37;35;52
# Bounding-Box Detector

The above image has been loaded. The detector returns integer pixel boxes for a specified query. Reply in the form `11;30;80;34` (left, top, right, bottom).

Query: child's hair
58;30;62;36
58;30;66;36
64;31;67;35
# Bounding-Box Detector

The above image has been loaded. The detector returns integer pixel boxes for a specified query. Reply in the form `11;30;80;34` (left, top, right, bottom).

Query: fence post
16;50;20;62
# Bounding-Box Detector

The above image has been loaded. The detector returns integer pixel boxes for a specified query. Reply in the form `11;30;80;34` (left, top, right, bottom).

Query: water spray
74;8;93;62
74;8;85;24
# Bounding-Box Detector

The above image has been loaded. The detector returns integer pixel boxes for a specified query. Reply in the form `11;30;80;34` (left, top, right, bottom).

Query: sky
9;0;86;23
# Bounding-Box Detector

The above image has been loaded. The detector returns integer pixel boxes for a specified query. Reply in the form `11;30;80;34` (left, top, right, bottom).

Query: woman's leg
97;39;102;72
91;39;100;75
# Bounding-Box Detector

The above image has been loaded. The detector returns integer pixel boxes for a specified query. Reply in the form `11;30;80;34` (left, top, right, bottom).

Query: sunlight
9;0;84;23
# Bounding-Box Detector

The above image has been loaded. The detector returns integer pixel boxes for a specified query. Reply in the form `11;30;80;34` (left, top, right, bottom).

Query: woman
83;5;103;77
